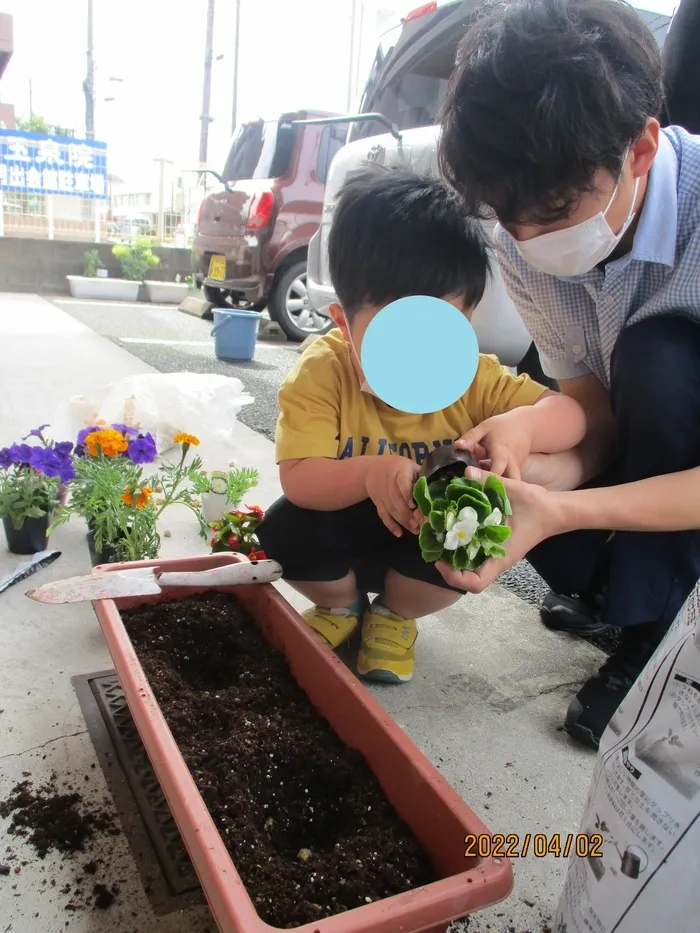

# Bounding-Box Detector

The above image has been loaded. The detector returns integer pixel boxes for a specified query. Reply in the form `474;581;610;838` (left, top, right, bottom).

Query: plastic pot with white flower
413;470;512;571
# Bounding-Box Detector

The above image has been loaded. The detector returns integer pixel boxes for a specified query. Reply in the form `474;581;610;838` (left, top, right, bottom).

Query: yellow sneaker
357;604;417;683
302;605;361;649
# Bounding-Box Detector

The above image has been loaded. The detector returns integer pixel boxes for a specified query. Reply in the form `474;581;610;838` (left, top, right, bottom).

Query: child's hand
365;456;420;537
455;410;535;480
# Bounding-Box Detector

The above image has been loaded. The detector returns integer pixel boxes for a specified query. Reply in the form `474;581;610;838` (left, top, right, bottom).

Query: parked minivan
306;0;671;374
192;110;348;341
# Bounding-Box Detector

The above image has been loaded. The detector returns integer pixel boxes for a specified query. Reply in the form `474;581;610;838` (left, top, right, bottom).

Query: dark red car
192;110;347;341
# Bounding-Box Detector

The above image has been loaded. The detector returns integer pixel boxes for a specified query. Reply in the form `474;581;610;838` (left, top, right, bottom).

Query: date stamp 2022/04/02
464;833;604;859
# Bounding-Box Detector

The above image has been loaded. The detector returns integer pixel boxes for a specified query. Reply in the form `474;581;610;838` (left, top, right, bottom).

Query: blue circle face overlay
360;296;479;414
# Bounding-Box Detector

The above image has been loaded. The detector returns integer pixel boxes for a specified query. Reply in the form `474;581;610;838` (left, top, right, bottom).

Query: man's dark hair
438;0;664;225
328;166;489;316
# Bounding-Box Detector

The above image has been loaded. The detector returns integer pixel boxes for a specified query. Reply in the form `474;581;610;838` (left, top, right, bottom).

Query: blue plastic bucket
210;308;261;361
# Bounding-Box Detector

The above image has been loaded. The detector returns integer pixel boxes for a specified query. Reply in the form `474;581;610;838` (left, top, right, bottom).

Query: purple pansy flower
76;426;100;447
127;433;157;465
58;459;76;483
113;423;138;437
0;447;12;469
9;443;32;465
30;447;61;478
22;424;50;441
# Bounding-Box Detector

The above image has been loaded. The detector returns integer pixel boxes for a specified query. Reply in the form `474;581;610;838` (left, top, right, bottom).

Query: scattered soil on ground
0;774;122;912
122;591;437;929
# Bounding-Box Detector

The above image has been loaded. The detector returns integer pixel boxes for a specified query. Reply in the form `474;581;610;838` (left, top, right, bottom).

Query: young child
257;168;586;683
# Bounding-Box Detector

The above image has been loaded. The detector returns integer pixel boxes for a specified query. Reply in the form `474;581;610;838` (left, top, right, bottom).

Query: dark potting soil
0;775;122;912
122;591;437;929
0;779;118;859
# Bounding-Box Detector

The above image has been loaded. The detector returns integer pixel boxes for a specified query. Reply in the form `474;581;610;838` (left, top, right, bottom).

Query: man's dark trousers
527;316;700;631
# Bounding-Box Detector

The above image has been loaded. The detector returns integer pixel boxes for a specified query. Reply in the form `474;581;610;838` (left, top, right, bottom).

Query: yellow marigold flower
174;432;200;447
86;428;129;457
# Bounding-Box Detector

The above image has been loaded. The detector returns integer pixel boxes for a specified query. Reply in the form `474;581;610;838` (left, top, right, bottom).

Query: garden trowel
25;559;284;604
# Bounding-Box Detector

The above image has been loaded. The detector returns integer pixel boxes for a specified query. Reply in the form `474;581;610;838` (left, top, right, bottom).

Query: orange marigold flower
136;486;153;509
85;428;129;457
173;432;200;447
121;485;153;509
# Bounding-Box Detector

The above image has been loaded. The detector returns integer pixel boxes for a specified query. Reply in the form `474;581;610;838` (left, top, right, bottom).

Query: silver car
306;123;533;368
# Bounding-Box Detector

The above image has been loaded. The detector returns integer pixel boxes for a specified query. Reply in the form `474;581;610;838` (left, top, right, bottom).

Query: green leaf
421;548;444;564
484;475;512;516
452;546;470;571
456;492;491;523
482;541;507;559
428;479;449;500
483;524;511;542
413;476;432;516
419;523;442;552
431;497;449;512
429;510;446;533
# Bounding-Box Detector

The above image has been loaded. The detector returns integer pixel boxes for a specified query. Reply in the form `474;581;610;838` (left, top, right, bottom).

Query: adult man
438;0;700;749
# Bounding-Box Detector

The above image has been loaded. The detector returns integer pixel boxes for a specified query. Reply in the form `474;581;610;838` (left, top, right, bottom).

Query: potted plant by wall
208;504;266;559
87;552;513;933
67;238;160;301
84;249;108;278
144;273;195;304
0;425;75;554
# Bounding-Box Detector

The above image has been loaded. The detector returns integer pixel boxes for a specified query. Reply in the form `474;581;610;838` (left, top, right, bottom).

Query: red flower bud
228;534;240;549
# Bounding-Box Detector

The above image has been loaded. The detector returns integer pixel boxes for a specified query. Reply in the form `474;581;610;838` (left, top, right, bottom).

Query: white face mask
504;166;640;277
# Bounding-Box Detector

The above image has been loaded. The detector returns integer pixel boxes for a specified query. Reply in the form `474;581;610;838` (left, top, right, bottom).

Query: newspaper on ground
556;579;700;933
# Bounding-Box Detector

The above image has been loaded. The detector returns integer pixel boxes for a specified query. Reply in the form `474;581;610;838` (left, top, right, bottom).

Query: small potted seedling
413;446;512;571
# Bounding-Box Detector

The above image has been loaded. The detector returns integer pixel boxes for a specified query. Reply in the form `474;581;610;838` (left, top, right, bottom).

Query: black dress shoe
541;590;610;636
565;621;669;750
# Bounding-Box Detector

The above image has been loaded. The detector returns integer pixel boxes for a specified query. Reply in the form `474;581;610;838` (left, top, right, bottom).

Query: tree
16;114;74;137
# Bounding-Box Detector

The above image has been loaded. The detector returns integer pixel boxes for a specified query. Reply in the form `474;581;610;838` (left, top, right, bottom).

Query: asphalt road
53;296;617;655
53;297;299;442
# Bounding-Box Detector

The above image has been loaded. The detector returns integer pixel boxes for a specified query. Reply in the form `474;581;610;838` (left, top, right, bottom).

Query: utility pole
231;0;241;137
154;157;172;243
84;0;95;139
347;0;358;112
199;0;216;166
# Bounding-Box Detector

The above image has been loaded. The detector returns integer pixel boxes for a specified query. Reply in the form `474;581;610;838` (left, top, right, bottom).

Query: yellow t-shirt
275;329;547;465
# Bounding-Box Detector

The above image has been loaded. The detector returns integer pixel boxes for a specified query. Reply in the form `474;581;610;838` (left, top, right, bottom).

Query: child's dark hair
328;166;490;317
438;0;663;225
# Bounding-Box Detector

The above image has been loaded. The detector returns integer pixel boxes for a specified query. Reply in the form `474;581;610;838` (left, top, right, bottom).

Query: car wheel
517;341;559;391
268;260;333;342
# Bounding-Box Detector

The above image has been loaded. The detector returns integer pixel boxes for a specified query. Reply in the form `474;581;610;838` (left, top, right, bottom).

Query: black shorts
257;496;464;595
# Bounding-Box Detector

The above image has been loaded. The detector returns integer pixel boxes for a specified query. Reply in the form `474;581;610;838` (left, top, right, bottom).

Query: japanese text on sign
0;130;108;199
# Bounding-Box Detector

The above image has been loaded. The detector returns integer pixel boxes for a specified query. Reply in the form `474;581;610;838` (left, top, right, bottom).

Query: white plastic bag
555;580;700;932
67;373;254;454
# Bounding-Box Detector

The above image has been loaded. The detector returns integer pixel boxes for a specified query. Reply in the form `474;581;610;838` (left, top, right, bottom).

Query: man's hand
365;456;420;537
455;409;534;479
436;466;563;592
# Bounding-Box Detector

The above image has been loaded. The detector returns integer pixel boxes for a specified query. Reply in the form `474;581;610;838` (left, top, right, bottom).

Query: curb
178;295;214;321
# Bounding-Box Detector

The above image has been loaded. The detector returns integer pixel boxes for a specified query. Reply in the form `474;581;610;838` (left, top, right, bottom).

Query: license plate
208;255;227;280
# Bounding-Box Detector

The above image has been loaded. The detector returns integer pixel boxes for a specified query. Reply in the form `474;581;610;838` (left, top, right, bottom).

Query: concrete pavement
0;294;604;933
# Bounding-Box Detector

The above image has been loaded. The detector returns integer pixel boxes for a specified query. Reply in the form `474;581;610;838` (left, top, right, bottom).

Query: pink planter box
91;553;513;933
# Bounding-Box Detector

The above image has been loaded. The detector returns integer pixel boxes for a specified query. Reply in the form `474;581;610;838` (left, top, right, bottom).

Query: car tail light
404;1;437;22
247;190;275;230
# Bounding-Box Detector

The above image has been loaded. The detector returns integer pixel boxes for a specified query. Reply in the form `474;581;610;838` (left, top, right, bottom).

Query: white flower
444;506;478;550
482;508;503;527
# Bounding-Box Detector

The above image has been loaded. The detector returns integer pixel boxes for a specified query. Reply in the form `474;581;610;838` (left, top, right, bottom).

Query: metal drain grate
88;672;202;900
